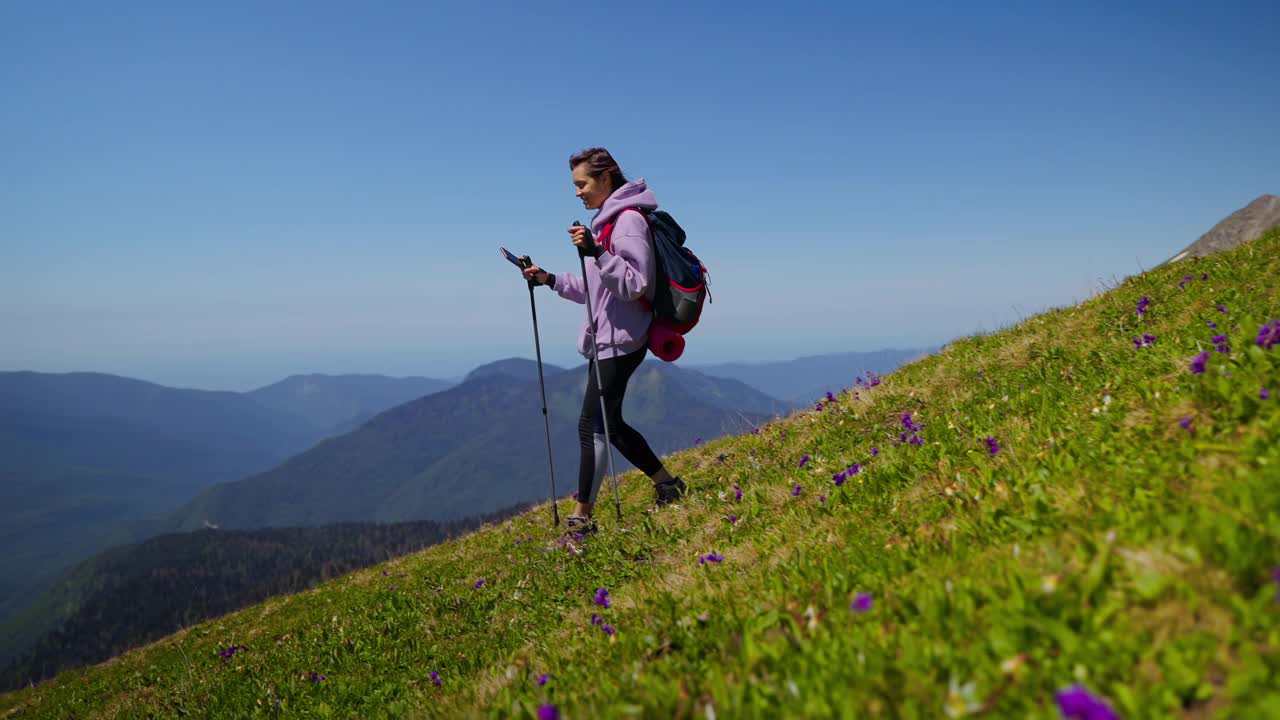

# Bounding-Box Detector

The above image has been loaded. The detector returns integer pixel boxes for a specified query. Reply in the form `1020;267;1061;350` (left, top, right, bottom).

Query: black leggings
578;346;663;501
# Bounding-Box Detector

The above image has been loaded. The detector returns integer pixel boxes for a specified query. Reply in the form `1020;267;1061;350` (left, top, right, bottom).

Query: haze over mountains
0;371;451;623
689;348;935;404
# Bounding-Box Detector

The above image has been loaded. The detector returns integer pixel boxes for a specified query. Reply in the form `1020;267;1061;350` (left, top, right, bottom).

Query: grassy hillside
3;230;1278;718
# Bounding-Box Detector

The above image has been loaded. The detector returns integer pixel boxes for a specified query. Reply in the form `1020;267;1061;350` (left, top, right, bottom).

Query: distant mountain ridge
161;359;786;532
463;358;567;384
689;348;935;404
0;371;327;626
247;373;455;434
0;370;459;636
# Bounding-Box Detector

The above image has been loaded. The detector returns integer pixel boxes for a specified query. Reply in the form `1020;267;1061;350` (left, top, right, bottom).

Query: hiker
520;147;687;535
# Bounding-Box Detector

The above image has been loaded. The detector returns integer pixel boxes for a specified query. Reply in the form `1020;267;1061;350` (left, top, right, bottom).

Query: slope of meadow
3;230;1278;719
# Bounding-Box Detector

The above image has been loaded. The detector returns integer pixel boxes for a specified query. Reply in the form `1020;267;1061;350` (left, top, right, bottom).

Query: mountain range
689;347;935;404
159;359;790;531
0;371;451;631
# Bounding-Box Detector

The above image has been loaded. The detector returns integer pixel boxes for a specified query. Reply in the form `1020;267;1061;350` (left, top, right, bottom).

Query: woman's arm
551;270;587;304
595;212;654;302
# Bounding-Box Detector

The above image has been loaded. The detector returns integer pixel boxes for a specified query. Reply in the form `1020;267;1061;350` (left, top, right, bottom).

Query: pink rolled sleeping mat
648;322;685;362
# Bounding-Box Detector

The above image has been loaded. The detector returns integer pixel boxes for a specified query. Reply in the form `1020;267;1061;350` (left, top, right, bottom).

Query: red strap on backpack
596;207;646;255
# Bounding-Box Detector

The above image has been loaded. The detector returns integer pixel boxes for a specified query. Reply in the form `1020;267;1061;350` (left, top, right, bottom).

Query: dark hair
569;147;627;192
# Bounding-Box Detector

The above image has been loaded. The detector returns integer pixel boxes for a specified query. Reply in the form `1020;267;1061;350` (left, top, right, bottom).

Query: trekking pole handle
572;221;589;259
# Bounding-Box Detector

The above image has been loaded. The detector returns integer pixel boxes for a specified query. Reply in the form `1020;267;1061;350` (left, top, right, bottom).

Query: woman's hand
520;257;551;286
568;224;603;258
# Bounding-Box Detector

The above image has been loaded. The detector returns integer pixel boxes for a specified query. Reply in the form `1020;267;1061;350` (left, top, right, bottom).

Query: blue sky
2;1;1277;390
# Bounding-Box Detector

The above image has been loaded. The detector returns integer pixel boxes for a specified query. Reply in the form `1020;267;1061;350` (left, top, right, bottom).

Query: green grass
3;230;1279;719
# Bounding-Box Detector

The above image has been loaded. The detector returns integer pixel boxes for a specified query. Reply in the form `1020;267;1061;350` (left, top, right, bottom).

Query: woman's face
573;164;613;211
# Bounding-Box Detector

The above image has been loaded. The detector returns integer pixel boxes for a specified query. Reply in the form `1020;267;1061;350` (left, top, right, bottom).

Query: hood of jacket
591;178;658;235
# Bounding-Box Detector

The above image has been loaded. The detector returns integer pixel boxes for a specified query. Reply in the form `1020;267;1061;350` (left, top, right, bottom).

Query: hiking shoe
562;514;598;540
654;476;687;507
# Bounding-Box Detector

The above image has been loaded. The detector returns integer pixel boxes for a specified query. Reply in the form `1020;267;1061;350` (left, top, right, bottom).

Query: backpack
599;207;710;335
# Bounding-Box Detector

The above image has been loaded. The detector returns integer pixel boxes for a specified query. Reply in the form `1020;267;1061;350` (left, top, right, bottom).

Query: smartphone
499;246;528;269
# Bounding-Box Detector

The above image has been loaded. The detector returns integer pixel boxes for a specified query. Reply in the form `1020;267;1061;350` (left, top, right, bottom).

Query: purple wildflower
1179;274;1193;289
870;447;879;456
382;569;388;576
728;514;737;524
218;644;246;661
832;470;846;486
1207;320;1217;329
593;587;611;609
538;704;560;720
1054;684;1118;720
695;436;703;445
908;434;925;446
818;494;827;505
473;578;485;589
430;670;441;686
847;462;862;477
1256;320;1280;349
733;483;743;501
984;436;1000;455
1212;334;1230;353
699;552;724;564
590;612;602;626
1201;272;1208;281
1272;567;1280;601
798;454;810;467
815;401;824;411
1189;351;1209;375
851;593;873;613
902;412;922;432
1262;388;1271;400
537;673;550;687
1135;296;1150;316
752;427;761;435
308;672;326;682
826;391;837;403
1132;333;1157;349
601;624;616;636
1179;417;1193;433
792;484;802;497
1217;304;1228;314
869;372;881;387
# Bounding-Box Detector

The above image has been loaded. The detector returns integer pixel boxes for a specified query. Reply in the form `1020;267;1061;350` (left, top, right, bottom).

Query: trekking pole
575;221;624;521
518;256;560;526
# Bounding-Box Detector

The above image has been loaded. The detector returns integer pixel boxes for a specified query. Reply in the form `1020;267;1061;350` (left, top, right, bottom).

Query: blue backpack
599;207;710;334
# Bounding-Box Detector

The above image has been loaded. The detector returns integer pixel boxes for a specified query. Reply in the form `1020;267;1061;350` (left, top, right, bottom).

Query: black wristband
546;273;556;288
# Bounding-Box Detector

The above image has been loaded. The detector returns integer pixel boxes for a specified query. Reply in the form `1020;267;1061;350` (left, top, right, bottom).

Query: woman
521;147;686;536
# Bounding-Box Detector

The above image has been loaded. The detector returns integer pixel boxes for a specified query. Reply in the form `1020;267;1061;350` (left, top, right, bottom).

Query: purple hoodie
552;179;657;360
